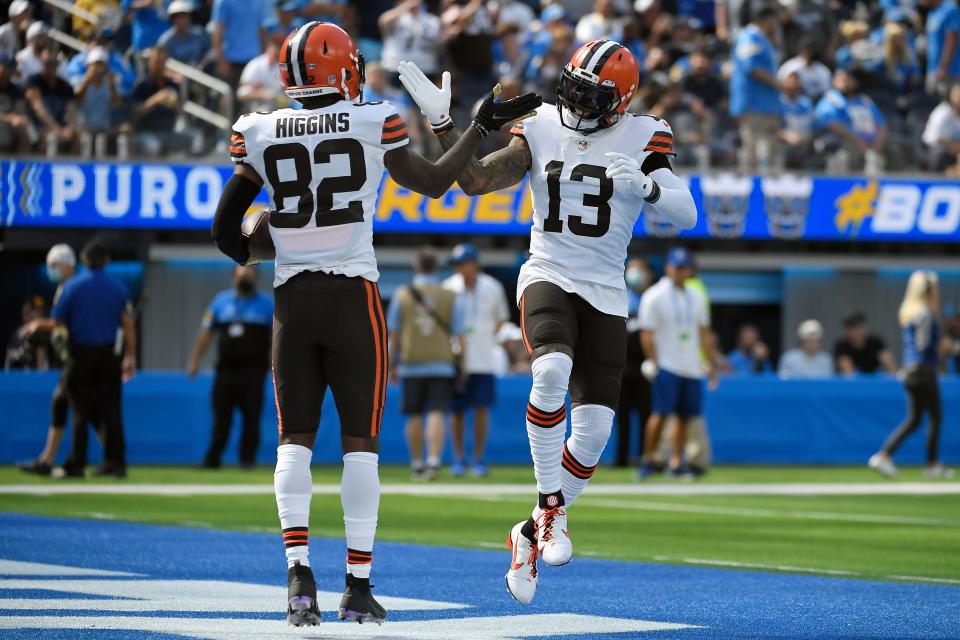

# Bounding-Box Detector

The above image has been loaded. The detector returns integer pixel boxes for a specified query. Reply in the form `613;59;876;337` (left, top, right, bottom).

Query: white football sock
341;451;380;579
275;444;313;568
526;352;573;497
561;404;614;506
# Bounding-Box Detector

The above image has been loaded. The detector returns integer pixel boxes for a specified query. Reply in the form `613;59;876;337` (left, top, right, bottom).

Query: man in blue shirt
815;69;888;169
780;70;815;168
729;4;782;170
157;0;210;67
122;0;171;53
924;0;960;93
726;324;773;374
41;241;136;478
211;0;268;90
188;266;273;469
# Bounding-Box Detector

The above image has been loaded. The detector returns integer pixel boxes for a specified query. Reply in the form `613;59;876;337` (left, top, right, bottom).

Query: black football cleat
286;561;321;627
338;573;386;625
17;458;52;476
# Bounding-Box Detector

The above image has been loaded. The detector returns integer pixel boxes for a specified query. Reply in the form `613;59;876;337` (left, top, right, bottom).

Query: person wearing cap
17;21;67;81
266;0;306;38
387;248;465;481
637;248;718;479
158;0;210;66
0;0;32;59
17;245;95;476
187;266;273;470
66;30;138;98
236;36;285;112
442;243;509;477
21;241;136;478
833;310;897;376
24;48;78;154
778;319;833;379
0;54;31;152
74;46;120;142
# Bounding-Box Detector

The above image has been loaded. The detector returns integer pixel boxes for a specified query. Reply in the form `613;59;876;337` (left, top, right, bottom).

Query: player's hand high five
397;61;542;137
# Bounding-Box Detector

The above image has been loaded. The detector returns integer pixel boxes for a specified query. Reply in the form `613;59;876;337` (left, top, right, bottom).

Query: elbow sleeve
646;167;698;230
212;173;262;265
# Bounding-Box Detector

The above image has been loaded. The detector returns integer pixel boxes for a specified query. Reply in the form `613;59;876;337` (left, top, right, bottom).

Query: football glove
605;152;660;203
397;60;453;132
471;84;542;138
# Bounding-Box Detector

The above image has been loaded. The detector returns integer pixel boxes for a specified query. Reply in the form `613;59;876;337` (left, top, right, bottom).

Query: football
240;207;275;265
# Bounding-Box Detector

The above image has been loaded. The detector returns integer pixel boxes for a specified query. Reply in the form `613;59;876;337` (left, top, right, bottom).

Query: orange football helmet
557;39;639;132
279;21;364;101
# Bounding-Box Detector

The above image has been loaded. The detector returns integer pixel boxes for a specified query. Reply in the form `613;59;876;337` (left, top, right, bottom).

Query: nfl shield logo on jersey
762;174;814;239
577;140;589;152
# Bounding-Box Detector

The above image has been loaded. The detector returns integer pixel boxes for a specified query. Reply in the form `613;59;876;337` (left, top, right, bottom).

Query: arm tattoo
437;129;531;196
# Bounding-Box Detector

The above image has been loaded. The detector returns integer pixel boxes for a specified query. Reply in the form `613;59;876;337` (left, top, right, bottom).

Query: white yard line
887;575;960;585
578;498;960;527
2;482;959;496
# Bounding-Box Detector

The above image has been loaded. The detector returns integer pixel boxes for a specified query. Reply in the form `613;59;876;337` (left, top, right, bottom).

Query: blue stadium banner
2;159;959;241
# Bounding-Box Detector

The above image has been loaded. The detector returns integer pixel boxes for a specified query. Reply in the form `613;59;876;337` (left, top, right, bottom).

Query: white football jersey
512;104;674;317
231;100;409;287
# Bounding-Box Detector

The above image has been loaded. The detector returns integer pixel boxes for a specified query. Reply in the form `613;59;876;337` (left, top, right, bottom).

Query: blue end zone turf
0;513;957;639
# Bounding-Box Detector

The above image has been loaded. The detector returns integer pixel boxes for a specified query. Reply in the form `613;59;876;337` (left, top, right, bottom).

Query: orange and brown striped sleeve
380;112;409;147
229;130;247;162
643;129;674;155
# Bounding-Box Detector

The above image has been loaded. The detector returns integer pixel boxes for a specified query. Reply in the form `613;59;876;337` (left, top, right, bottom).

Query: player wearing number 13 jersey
210;22;541;628
398;41;697;605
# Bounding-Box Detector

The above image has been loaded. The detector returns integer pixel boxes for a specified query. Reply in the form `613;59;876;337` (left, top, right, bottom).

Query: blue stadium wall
1;372;957;465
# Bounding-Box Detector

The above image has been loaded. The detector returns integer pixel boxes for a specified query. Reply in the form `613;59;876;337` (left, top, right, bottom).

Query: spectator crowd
0;0;958;170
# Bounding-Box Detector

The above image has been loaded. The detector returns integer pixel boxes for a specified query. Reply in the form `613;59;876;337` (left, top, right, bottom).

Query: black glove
471;84;543;137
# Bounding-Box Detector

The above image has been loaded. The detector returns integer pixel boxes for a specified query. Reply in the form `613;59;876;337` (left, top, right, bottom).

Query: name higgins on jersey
275;113;351;137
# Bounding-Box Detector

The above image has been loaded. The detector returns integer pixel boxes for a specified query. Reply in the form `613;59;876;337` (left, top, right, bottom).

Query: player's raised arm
604;151;697;230
390;61;535;197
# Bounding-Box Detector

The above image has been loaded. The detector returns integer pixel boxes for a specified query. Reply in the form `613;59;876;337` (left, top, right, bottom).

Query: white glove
397;60;452;131
605;152;657;201
641;359;659;381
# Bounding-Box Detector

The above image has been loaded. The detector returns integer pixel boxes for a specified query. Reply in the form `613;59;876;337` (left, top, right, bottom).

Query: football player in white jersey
397;40;697;604
211;22;540;627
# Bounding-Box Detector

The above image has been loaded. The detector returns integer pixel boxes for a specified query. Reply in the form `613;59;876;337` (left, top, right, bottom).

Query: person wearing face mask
17;244;90;476
188;265;274;469
614;257;653;467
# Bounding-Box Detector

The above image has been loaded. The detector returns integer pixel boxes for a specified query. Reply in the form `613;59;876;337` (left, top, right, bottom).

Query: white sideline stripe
0;560;139;577
0;614;699;639
888;575;960;585
0;579;465;612
3;482;960;496
579;498;960;527
659;557;858;576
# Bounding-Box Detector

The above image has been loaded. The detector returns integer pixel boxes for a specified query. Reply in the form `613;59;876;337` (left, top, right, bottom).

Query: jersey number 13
543;161;614;238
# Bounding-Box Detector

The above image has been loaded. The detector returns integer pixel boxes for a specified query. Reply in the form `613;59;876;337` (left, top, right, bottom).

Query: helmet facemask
556;66;621;133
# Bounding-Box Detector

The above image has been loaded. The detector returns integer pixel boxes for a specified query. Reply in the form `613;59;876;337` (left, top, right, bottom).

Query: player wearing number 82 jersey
396;40;696;606
210;21;542;628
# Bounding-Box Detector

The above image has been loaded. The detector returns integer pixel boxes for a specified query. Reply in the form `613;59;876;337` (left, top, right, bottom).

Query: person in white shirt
777;40;833;99
637;248;718;478
922;82;960;171
575;0;624;44
778;319;833;379
0;0;31;60
378;0;442;78
237;38;284;113
442;243;509;478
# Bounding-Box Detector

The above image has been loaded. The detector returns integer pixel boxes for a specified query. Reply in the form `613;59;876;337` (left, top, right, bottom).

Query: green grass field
3;464;958;585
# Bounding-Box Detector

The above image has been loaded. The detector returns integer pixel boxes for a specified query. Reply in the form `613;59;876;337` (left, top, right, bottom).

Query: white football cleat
535;506;572;566
922;464;955;479
505;521;538;604
868;453;898;479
